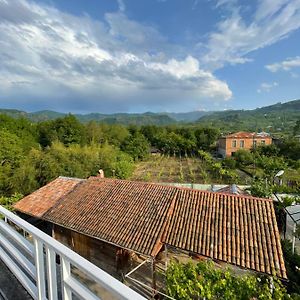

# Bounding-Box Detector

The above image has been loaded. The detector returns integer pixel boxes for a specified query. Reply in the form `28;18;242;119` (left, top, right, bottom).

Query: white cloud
0;0;232;112
214;0;237;9
257;82;278;93
117;0;125;12
204;0;300;69
265;56;300;72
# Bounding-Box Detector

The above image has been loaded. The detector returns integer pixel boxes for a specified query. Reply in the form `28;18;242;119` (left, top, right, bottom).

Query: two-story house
218;131;272;158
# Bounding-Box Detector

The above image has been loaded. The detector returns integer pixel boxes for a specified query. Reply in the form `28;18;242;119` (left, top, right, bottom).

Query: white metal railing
0;206;146;300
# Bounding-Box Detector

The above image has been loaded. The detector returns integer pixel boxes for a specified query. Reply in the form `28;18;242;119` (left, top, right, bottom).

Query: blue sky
0;0;299;113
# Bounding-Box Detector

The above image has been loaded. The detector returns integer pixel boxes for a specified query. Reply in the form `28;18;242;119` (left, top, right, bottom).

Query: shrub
166;260;287;300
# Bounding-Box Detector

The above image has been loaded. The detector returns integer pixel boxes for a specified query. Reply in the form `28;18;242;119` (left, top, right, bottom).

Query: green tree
0;130;23;166
38;114;85;146
256;155;287;179
121;133;150;161
222;157;237;169
278;139;300;162
195;127;219;151
0;130;25;194
234;149;254;167
281;240;300;296
248;178;272;198
254;144;279;157
293;119;300;136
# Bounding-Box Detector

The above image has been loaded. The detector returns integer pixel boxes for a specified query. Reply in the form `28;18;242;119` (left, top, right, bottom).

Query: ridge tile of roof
14;177;84;218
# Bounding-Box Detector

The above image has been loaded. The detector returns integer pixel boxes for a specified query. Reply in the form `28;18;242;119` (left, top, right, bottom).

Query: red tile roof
14;177;84;218
43;177;176;256
14;177;286;278
162;189;286;278
223;132;270;139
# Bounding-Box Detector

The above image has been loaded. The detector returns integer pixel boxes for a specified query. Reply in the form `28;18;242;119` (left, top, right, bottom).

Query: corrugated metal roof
14;177;286;278
13;177;84;218
216;184;248;195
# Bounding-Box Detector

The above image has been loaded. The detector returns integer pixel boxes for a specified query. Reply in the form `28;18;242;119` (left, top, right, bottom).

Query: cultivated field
130;154;212;183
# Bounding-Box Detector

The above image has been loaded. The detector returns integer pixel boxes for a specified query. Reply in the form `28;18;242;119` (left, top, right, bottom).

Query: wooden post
151;257;157;298
165;245;168;270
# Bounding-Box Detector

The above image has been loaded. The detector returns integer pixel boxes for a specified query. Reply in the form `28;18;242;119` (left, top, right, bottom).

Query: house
218;131;272;158
14;176;287;288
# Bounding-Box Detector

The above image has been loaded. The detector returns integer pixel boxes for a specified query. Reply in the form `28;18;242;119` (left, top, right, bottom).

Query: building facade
218;131;272;158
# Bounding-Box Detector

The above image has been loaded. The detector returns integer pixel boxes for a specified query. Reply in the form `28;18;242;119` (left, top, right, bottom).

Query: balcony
0;206;146;300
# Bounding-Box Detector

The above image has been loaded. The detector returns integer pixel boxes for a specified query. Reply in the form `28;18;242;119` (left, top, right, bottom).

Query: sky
0;0;300;114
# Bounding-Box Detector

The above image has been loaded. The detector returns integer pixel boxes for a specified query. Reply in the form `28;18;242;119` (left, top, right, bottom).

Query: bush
248;178;272;198
222;157;237;169
166;260;287;300
0;193;23;211
281;240;300;296
234;149;254;167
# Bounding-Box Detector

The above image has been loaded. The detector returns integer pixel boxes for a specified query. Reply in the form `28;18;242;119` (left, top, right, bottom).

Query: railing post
46;246;58;300
61;256;72;300
34;239;46;300
0;205;147;300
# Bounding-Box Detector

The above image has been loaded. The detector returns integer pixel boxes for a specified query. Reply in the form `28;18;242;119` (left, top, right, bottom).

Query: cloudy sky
0;0;300;113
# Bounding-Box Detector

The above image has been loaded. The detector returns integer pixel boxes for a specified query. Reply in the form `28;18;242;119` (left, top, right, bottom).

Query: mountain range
0;99;299;130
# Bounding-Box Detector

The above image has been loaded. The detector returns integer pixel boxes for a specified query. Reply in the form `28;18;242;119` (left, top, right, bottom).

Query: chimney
98;169;105;178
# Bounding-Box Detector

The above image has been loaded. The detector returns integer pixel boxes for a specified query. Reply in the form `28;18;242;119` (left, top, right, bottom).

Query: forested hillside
0;109;176;125
0;99;299;129
197;99;300;133
1;112;299;199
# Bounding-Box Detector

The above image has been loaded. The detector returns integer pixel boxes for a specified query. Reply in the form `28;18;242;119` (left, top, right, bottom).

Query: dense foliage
0;113;223;197
0;112;299;198
281;240;300;296
166;260;288;300
0;193;23;211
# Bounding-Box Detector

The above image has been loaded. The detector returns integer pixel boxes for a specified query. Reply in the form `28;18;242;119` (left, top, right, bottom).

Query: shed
14;176;287;282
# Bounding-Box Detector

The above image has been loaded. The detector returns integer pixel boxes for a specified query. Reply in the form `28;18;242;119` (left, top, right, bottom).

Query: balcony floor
0;259;32;300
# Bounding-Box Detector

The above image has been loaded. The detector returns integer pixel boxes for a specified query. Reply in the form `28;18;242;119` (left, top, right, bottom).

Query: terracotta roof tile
163;189;286;278
13;177;84;218
43;177;176;257
14;177;286;278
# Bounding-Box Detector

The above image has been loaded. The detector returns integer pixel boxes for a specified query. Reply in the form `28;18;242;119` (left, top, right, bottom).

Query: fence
0;205;146;300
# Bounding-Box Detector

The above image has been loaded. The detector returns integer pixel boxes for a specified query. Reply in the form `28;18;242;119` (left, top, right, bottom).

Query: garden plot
130;156;212;184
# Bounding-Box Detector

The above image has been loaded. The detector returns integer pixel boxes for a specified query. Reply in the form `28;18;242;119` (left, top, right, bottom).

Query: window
240;140;244;148
232;140;237;147
261;140;265;145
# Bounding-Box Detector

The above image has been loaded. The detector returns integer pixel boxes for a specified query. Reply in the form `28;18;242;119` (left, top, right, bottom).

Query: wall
52;224;132;278
218;136;272;157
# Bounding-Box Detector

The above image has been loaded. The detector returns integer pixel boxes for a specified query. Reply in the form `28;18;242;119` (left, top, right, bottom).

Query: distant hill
166;111;211;122
0;109;177;125
0;99;299;128
86;112;175;126
196;99;300;133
